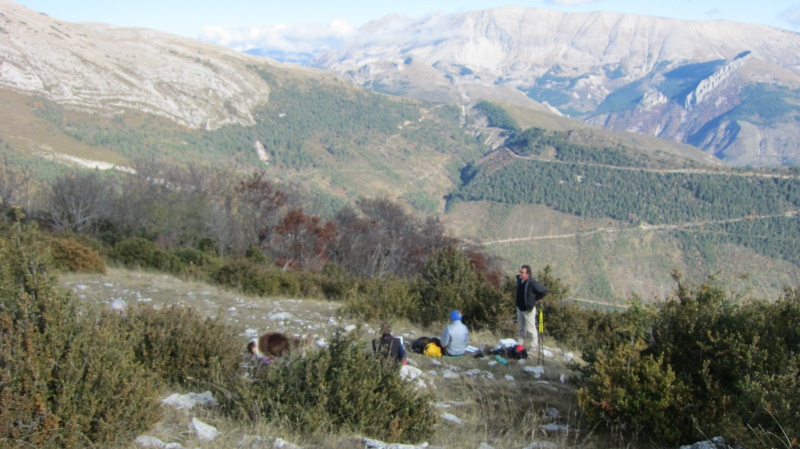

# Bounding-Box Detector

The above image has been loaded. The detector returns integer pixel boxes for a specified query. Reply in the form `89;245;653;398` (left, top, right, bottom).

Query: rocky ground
59;268;590;449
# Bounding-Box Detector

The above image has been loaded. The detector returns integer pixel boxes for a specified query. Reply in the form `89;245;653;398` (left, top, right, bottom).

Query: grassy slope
60;267;585;449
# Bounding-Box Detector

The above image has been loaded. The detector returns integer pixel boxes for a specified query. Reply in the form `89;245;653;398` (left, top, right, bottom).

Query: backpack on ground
504;344;528;359
411;336;430;354
423;341;442;357
372;333;405;362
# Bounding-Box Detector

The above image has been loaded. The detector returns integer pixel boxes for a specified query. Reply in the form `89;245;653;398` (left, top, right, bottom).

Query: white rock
440;412;464;425
524;365;545;378
273;437;301;448
189;417;220;441
442;370;460;379
540;423;571;432
161;391;217;410
135;436;166;448
399;365;424;382
523;442;559;449
363;437;429;448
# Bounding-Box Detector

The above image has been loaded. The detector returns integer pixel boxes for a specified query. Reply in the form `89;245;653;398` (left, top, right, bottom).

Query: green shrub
223;330;436;442
110;237;184;273
0;223;161;447
319;262;357;300
213;258;305;297
172;246;215;267
122;304;244;389
47;234;107;273
577;275;800;445
577;339;691;443
417;247;506;329
244;243;268;263
342;277;421;322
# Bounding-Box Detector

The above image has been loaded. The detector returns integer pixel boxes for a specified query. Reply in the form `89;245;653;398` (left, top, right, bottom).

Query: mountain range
2;0;799;305
308;7;800;167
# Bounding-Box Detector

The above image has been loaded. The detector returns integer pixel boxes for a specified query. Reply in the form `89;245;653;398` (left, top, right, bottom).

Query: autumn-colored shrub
47;234;107;273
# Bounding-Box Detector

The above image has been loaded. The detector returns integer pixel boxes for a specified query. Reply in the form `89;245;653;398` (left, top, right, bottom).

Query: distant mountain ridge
0;0;273;130
308;7;800;167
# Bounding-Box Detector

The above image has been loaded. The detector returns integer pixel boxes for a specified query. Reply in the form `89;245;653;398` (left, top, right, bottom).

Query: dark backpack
411;337;430;354
373;333;405;361
411;336;442;354
504;344;528;359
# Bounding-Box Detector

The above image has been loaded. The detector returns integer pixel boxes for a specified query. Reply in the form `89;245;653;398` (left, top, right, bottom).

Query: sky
12;0;800;55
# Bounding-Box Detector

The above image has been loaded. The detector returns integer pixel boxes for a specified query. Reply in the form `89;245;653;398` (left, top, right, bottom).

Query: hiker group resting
408;309;470;357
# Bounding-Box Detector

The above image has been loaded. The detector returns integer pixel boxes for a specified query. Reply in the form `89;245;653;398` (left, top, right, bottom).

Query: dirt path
483;210;798;246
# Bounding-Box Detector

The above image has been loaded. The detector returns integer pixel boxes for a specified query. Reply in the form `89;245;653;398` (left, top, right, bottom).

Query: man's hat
450;310;462;321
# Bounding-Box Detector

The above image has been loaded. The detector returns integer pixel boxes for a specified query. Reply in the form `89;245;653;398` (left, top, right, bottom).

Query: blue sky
13;0;800;54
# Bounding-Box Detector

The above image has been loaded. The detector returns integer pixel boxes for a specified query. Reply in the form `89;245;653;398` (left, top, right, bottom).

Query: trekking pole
537;306;544;365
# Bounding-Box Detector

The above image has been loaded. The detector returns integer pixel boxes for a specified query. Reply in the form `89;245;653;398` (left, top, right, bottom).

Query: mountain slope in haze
309;7;800;167
0;0;272;130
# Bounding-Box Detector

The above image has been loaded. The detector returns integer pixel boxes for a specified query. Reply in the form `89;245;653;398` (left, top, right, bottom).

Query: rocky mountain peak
310;7;800;166
0;0;273;130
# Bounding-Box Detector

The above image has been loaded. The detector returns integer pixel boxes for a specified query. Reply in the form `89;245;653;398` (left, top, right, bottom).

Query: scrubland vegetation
1;156;798;448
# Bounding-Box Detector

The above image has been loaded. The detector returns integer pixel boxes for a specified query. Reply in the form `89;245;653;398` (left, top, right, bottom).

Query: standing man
515;265;549;349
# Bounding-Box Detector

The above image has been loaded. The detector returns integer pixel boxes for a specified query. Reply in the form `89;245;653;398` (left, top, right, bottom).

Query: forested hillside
24;67;484;214
444;120;800;303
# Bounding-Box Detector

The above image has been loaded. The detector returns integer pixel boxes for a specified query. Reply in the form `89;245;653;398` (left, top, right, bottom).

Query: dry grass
57;268;622;449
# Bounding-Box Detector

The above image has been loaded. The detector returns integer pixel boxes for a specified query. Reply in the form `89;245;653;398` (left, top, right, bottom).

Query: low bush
0;223;161;447
319;262;357;300
342;276;421;322
577;275;800;446
110;237;184;273
122;304;244;389
47;234;107;273
213;258;307;297
222;330;436;442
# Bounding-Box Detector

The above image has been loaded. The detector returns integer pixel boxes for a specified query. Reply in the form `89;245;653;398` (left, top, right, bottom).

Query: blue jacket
440;319;469;356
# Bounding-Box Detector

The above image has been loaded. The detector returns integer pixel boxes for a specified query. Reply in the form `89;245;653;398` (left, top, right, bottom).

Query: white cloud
199;18;357;53
545;0;603;6
779;7;800;29
199;13;458;57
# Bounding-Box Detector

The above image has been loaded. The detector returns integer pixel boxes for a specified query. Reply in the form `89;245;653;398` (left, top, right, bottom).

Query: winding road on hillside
505;148;800;179
482;210;798;246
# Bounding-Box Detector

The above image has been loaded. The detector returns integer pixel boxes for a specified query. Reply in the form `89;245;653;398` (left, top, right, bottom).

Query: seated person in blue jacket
440;310;469;356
